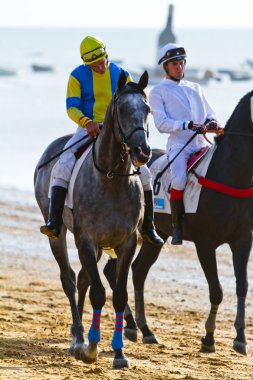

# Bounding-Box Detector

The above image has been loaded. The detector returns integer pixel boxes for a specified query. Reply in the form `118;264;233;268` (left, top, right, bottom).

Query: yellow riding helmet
80;36;107;65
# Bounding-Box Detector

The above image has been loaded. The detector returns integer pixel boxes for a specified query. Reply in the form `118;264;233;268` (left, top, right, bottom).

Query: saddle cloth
49;145;92;209
66;145;92;209
151;144;216;214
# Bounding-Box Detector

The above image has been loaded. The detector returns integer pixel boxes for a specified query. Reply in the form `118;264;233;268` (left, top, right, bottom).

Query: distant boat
31;64;54;72
218;68;252;81
185;68;221;84
0;67;16;76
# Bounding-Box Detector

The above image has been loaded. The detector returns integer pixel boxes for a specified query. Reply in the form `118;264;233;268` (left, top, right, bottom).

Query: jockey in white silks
149;43;221;245
40;35;163;246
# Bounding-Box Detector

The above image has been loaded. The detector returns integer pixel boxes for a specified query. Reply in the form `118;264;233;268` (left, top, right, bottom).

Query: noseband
92;84;149;178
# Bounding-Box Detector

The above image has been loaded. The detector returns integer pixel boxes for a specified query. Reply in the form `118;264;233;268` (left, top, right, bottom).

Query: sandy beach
1;187;253;380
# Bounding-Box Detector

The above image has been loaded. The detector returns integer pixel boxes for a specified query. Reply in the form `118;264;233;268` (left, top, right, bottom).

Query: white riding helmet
158;43;186;65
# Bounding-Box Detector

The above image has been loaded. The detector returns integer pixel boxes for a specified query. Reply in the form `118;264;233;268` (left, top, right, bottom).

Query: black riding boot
170;199;184;245
141;190;164;246
40;186;67;239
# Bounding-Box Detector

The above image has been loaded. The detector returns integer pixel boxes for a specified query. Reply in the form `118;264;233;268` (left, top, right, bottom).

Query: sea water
1;27;253;192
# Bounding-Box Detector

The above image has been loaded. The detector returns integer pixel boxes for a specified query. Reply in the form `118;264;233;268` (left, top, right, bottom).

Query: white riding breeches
52;126;89;188
139;164;152;191
51;126;152;191
168;146;197;190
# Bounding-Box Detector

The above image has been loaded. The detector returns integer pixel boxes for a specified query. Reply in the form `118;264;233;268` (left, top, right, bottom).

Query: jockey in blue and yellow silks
40;35;164;247
66;62;131;128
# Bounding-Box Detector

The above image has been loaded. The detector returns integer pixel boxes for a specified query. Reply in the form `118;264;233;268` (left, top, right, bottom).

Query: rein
92;138;140;178
92;86;148;178
221;131;253;138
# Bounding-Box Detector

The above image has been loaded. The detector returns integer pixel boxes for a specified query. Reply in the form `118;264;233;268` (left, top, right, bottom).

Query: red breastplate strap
198;176;253;197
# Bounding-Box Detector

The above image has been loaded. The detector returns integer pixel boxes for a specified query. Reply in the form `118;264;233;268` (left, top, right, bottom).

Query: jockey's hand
205;120;223;134
188;121;207;134
86;121;101;137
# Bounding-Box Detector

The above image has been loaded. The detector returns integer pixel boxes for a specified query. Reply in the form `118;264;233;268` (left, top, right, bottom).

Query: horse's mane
125;82;148;101
104;80;148;126
215;90;253;144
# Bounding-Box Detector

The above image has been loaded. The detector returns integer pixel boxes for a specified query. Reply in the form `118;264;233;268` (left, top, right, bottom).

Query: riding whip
153;131;198;195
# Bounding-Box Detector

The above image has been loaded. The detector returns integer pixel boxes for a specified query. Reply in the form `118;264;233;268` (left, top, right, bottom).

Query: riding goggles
81;46;106;63
158;47;186;65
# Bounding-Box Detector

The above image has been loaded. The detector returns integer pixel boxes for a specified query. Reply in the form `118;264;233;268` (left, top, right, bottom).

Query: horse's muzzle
131;146;151;166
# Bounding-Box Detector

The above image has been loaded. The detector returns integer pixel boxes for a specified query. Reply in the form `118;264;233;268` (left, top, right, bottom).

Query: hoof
201;343;215;353
233;340;247;355
143;335;159;344
113;357;129;369
124;327;137;342
68;345;75;357
76;342;99;363
201;336;215;353
40;225;59;239
73;343;85;361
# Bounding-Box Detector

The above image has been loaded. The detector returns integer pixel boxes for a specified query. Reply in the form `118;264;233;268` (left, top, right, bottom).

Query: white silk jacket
149;78;217;152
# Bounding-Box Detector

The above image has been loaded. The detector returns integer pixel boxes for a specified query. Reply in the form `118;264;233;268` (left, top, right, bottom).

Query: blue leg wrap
88;309;101;343
111;312;124;350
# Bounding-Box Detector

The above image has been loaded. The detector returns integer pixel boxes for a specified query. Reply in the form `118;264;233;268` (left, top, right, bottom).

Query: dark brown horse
105;90;253;355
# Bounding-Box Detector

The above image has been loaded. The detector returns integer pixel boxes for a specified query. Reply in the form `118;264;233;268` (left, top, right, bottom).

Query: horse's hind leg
195;241;223;353
230;234;251;355
132;235;167;344
48;230;85;357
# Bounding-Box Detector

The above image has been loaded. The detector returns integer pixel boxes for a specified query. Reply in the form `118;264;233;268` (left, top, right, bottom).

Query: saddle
74;138;94;159
150;145;216;214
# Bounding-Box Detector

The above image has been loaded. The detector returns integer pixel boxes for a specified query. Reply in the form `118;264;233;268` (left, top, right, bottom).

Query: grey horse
34;71;151;368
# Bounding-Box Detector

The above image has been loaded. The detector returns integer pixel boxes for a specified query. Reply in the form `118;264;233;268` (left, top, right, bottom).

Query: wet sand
1;188;253;380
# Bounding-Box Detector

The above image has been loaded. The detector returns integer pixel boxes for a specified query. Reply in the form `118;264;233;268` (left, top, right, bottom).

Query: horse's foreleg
195;241;223;353
132;238;165;344
77;239;105;364
112;235;137;369
230;234;251;355
49;235;85;356
103;258;138;342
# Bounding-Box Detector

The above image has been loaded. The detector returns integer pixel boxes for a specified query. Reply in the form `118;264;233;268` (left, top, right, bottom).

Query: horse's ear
138;70;149;90
117;70;127;91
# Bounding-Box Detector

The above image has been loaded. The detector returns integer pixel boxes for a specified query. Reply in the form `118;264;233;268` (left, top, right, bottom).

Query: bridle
92;84;150;178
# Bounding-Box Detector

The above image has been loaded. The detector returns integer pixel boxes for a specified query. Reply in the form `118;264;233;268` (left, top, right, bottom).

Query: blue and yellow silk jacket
66;62;132;128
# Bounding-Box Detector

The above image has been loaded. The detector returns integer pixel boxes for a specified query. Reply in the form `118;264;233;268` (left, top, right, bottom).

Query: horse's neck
211;132;253;187
95;120;131;175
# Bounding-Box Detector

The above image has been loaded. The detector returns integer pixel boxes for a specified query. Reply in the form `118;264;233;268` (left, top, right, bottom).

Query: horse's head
112;70;151;166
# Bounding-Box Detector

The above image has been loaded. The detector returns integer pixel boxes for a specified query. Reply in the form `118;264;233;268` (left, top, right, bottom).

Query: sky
0;0;253;29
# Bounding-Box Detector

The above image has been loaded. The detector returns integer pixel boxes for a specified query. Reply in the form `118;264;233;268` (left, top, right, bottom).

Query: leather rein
92;85;149;178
